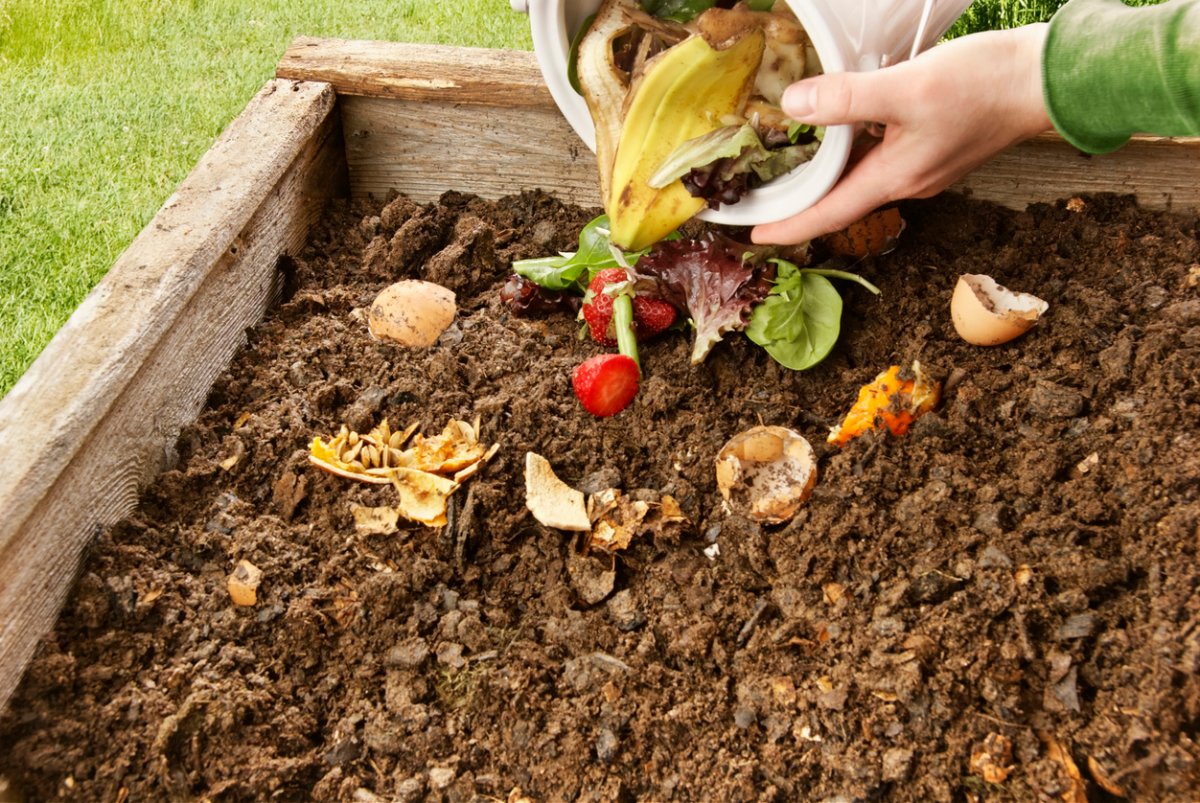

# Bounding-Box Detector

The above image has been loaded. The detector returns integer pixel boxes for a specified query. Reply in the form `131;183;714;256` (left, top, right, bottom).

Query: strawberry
632;296;677;339
581;268;631;346
572;354;640;417
582;268;677;344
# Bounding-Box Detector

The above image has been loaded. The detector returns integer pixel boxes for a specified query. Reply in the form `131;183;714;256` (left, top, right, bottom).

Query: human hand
752;23;1053;245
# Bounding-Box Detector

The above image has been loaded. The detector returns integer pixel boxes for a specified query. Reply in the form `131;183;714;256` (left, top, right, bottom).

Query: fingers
752;150;895;245
782;70;903;127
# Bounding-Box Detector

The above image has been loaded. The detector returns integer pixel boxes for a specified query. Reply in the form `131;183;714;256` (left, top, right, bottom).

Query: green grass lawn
0;0;533;396
0;0;1157;396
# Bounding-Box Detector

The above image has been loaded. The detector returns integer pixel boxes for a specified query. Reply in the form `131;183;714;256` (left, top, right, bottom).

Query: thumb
782;71;898;126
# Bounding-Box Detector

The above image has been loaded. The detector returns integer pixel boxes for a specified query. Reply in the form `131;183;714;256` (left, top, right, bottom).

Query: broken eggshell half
950;273;1049;347
368;280;457;347
716;425;817;524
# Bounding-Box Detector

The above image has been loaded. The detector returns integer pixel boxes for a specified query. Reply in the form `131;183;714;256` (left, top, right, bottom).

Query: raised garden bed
0;39;1197;802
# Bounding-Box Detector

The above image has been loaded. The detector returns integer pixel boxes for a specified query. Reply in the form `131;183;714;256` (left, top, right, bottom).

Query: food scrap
586;487;648;555
524;452;591;531
309;417;497;527
367;279;457;347
351;505;400;535
716;425;817;524
588;488;689;557
820;206;905;259
576;0;824;249
228;559;263;607
525;453;690;554
827;362;941;447
950;273;1048;347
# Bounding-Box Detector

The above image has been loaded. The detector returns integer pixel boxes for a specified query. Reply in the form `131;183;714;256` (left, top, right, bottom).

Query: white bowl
524;0;970;227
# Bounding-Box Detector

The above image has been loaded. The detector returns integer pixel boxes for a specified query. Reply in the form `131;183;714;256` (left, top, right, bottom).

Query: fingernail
782;83;816;118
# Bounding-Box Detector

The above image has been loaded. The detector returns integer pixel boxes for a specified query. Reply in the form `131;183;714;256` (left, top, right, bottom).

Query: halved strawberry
572;354;640;418
583;268;677;344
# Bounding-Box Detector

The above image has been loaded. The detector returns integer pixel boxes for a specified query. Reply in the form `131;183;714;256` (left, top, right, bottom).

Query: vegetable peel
827;362;941;446
309;417;496;528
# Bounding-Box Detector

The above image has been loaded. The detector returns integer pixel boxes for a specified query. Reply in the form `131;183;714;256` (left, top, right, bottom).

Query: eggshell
368;280;456;347
715;426;817;524
950;274;1048;346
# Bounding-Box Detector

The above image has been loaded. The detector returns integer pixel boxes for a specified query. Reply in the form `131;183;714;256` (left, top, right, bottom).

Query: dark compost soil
2;189;1199;802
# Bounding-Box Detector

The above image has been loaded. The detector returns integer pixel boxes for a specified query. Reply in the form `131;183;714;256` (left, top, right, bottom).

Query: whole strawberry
572;354;640;417
582;268;677;344
632;296;677;339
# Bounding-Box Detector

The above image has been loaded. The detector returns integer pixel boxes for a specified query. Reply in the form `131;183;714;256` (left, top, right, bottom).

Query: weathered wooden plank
285;38;1200;213
0;78;347;715
277;37;553;108
341;95;601;206
951;131;1200;212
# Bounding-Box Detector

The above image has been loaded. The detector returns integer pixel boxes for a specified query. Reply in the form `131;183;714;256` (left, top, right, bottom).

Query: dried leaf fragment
228;560;263;607
524;453;591;532
1086;755;1126;798
1039;731;1088;803
352;504;400;535
587;488;649;555
828;361;941;446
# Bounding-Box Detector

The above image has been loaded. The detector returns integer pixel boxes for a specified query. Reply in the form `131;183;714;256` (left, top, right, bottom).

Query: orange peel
828;362;940;447
821;206;905;259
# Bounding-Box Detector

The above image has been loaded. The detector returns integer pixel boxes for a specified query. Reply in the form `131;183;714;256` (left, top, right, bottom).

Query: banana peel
576;0;765;251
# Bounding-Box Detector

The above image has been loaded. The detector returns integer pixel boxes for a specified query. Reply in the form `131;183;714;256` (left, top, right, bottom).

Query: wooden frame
1;37;1197;715
280;37;1200;212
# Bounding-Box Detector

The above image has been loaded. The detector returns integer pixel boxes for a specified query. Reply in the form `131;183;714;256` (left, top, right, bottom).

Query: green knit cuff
1043;0;1200;154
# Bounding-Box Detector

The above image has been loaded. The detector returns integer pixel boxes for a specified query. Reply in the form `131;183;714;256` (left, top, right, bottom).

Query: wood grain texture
341;95;602;207
279;38;1200;213
277;37;553;108
0;79;346;715
950;132;1200;212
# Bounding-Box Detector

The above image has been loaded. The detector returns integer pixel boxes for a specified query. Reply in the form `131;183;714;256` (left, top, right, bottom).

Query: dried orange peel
309;417;498;526
820;206;905;259
827;362;941;446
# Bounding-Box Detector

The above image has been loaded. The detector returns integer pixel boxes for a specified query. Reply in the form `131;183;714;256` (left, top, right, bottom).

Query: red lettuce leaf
635;233;774;362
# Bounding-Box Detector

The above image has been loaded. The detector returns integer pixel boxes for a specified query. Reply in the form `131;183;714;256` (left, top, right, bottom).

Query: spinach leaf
512;215;626;291
640;0;716;23
746;259;880;370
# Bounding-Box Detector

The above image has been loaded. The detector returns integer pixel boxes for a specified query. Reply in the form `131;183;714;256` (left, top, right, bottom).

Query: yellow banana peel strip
607;30;764;250
575;0;765;251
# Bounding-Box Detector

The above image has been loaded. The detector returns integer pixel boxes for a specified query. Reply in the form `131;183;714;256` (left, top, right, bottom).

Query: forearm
1044;0;1200;153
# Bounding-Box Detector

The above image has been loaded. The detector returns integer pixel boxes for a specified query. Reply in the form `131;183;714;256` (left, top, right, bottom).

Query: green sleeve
1043;0;1200;153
